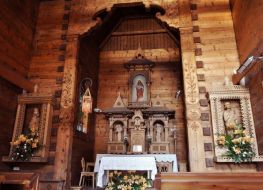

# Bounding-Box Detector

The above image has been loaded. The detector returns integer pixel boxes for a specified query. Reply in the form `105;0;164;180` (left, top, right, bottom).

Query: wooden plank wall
0;0;38;170
70;36;100;186
27;0;71;189
0;78;21;170
230;0;263;170
230;0;263;63
0;0;39;78
190;0;256;171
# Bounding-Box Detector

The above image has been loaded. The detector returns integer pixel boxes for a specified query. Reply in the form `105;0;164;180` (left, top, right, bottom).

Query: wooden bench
154;172;263;190
0;172;39;190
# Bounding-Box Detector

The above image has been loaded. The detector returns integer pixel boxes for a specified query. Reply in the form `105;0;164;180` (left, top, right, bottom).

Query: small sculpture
29;108;40;131
156;124;163;142
223;102;237;130
134;117;141;128
115;124;123;142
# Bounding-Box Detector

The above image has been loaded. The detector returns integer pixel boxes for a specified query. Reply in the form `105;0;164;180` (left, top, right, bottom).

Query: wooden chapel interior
0;0;263;189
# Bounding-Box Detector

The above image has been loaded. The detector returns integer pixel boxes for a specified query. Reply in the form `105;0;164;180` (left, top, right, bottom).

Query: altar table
94;154;178;173
97;156;157;187
95;154;178;187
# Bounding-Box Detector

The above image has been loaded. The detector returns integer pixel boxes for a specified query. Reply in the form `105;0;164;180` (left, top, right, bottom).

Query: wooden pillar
180;27;206;171
54;35;79;188
164;120;169;141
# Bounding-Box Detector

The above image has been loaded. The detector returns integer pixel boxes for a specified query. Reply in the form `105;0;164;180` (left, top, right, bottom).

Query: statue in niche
134;117;141;128
223;102;237;131
156;123;163;142
115;124;123;142
136;80;144;102
29;108;40;131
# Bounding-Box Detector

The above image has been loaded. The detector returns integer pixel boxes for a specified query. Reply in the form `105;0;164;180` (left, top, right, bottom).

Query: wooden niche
209;85;263;162
3;90;54;162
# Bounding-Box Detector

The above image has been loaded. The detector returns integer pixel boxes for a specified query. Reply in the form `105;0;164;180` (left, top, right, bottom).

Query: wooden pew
0;172;39;190
154;172;263;190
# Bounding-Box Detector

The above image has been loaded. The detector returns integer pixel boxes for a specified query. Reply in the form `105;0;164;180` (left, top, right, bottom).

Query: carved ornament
208;85;263;162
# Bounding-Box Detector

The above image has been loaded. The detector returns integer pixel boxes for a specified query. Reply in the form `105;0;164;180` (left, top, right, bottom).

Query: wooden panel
231;0;263;63
0;0;39;78
154;172;263;190
0;78;21;170
101;17;179;51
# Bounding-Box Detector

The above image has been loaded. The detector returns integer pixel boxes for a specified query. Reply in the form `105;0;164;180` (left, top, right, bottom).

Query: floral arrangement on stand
217;123;255;163
105;171;152;190
10;126;40;161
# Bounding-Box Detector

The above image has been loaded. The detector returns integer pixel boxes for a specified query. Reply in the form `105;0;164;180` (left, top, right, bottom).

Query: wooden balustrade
154;172;263;190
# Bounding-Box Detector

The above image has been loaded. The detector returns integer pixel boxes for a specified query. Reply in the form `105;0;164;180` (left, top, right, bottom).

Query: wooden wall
26;0;70;189
230;0;263;63
190;0;257;171
0;78;22;170
0;0;38;170
230;0;263;170
70;35;100;186
0;0;39;77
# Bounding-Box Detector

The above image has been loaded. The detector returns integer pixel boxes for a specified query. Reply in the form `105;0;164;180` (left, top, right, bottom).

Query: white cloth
97;156;157;187
94;154;178;173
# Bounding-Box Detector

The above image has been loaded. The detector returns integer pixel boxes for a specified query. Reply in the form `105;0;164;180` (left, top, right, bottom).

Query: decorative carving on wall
209;85;263;162
156;1;179;28
188;121;201;131
104;93;175;154
184;59;199;105
73;0;179;35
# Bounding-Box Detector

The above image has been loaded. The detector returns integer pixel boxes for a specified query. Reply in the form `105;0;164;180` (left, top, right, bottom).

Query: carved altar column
164;118;169;142
54;35;79;187
180;27;206;171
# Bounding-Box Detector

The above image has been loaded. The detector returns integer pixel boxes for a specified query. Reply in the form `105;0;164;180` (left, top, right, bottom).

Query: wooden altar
103;51;175;155
104;93;175;154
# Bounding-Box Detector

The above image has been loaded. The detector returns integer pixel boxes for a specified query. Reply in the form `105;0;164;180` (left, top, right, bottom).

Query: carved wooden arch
77;1;179;36
57;1;203;187
112;120;125;128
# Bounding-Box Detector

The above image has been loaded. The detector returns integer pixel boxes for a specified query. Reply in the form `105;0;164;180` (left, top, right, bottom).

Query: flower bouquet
10;126;40;161
105;171;152;190
217;124;255;163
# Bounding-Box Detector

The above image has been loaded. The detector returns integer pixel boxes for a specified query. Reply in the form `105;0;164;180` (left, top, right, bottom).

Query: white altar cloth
97;156;157;187
94;154;178;173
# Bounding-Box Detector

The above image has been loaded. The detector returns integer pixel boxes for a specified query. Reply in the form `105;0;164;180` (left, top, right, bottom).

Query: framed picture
128;71;150;107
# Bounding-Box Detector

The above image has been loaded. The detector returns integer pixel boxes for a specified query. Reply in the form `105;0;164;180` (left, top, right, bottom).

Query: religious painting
131;74;148;103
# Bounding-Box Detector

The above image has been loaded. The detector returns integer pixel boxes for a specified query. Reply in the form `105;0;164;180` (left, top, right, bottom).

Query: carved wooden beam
0;64;34;92
232;59;263;85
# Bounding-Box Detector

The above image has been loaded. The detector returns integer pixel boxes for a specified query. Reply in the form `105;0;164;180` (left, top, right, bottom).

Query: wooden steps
154;172;263;190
